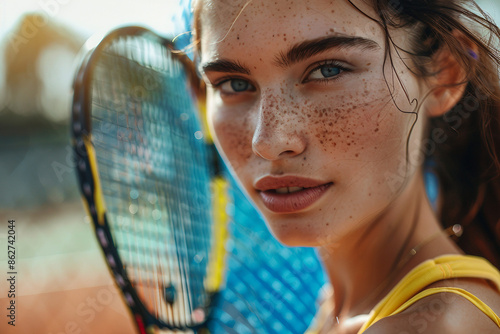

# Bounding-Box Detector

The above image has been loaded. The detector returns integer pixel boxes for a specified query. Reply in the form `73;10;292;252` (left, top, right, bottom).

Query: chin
265;221;325;248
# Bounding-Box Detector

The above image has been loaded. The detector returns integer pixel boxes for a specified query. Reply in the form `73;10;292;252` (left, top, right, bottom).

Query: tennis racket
72;25;226;333
72;25;327;334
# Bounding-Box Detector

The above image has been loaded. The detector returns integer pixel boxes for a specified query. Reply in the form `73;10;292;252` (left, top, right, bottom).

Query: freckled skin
200;0;427;246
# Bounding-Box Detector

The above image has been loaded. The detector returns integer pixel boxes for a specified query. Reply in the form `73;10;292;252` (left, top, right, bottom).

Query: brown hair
192;0;500;267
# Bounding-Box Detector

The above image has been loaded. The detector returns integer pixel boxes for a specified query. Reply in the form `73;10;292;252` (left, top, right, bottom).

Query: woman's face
199;0;428;246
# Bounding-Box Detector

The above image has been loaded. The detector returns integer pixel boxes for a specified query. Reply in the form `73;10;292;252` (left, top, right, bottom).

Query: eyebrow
201;35;380;75
275;35;380;67
201;59;251;75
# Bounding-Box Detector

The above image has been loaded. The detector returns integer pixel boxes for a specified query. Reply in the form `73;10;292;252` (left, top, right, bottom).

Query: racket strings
91;34;213;329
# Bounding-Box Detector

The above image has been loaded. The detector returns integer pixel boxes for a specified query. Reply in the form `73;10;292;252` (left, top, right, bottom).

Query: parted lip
254;175;331;192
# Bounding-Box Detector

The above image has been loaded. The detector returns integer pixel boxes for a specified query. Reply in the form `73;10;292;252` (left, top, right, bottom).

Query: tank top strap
358;255;500;333
388;287;500;327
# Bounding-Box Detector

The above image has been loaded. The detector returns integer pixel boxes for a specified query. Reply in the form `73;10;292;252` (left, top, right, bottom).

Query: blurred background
0;1;498;333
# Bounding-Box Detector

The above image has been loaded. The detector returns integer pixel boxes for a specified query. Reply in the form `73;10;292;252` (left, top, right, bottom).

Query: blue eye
219;78;255;93
231;79;250;91
320;66;341;78
306;62;347;82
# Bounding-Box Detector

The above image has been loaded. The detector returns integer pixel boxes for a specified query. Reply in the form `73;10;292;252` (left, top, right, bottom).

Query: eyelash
303;60;352;84
212;77;255;96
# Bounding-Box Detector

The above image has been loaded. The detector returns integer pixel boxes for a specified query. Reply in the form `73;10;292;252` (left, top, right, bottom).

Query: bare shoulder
364;279;500;334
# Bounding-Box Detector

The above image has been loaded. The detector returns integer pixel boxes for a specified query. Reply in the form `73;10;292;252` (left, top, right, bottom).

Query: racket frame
71;25;213;334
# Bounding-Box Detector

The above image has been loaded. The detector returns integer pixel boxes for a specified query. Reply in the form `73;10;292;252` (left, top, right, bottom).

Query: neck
317;171;462;328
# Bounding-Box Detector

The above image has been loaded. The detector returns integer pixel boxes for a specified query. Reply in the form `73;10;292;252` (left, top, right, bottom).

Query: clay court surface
0;201;137;334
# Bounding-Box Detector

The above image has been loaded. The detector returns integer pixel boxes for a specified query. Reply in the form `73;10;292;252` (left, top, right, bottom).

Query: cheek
307;83;406;158
210;108;254;172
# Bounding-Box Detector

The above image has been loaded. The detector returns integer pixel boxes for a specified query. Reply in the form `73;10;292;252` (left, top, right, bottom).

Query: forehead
199;0;382;60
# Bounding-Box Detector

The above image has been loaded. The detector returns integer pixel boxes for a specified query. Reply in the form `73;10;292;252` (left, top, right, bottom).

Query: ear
424;34;476;117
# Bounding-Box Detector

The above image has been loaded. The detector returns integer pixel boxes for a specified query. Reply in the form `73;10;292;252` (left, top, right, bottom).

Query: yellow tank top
307;255;500;333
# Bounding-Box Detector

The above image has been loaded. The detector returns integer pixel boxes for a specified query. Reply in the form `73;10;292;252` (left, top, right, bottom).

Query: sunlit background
0;0;186;208
0;0;498;333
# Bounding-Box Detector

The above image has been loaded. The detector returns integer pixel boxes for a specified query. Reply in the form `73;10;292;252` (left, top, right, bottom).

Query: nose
251;93;307;161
